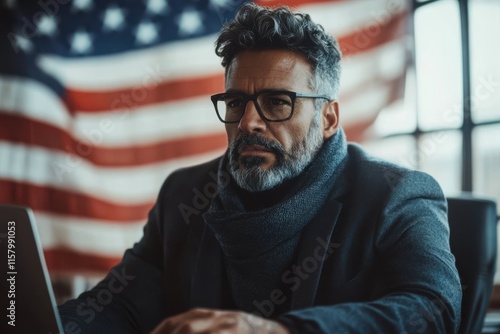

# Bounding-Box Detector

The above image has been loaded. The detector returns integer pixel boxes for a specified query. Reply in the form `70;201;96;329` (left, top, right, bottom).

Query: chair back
447;195;498;334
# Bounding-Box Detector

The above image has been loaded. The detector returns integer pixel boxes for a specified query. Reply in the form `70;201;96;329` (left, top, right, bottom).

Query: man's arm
275;170;462;333
58;184;169;334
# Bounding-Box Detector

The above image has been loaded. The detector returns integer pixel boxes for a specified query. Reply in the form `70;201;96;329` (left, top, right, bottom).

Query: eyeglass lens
216;92;293;122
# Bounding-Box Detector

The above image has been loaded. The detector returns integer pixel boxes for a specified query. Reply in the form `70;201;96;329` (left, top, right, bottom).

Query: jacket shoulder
345;143;408;194
346;143;442;206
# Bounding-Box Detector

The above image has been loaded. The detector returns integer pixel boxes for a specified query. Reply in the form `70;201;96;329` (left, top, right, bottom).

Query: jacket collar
289;196;342;309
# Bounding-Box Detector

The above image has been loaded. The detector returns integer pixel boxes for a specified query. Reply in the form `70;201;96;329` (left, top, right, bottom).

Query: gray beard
228;114;324;192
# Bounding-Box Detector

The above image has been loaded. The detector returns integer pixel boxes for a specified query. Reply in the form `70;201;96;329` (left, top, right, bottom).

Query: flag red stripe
65;74;224;113
0;179;153;222
45;248;122;273
0;113;227;167
63;13;405;113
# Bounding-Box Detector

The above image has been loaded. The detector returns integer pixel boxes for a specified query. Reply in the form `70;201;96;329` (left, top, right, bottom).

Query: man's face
224;49;325;192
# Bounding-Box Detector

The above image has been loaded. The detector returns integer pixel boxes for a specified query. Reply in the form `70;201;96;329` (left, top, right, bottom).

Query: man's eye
262;94;291;106
270;98;287;105
226;98;244;108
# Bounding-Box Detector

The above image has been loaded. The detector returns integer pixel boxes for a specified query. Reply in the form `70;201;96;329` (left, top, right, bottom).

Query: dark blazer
59;144;461;334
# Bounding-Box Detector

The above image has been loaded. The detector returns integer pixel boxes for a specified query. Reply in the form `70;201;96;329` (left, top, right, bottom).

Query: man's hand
151;308;290;334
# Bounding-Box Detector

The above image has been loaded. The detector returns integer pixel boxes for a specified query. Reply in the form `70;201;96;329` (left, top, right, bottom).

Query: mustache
230;134;286;159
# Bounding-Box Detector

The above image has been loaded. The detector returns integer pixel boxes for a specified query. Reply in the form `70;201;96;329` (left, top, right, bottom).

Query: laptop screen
1;205;63;334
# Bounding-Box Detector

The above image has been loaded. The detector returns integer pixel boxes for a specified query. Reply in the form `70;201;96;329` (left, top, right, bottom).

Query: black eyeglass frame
210;90;333;123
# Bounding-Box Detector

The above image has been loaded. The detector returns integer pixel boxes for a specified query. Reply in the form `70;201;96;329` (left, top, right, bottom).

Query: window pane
470;0;500;123
473;124;500;215
362;136;417;169
414;0;463;130
419;131;462;195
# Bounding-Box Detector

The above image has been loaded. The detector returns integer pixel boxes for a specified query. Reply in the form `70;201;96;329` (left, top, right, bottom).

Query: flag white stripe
0;141;224;203
35;211;144;257
38;34;223;90
73;97;224;146
0;76;71;129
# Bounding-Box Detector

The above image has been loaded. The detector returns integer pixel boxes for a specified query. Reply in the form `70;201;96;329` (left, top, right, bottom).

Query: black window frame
384;0;500;192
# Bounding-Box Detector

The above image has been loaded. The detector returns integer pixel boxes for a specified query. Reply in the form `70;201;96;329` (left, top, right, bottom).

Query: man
59;3;461;333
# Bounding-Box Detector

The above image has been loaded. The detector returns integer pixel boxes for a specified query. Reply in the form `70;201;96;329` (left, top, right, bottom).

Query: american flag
0;0;410;274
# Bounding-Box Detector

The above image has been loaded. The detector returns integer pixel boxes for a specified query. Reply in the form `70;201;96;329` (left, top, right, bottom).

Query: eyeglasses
210;90;332;123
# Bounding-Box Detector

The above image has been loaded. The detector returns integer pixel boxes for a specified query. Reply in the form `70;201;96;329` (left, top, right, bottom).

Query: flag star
147;0;168;14
210;0;233;8
37;15;58;36
102;5;126;31
71;31;92;54
14;35;33;53
135;21;158;45
177;9;203;36
72;0;93;11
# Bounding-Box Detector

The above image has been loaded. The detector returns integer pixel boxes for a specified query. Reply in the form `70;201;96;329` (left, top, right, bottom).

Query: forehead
225;49;313;92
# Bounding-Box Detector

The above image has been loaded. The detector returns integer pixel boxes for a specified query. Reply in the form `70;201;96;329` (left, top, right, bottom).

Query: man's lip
239;145;273;156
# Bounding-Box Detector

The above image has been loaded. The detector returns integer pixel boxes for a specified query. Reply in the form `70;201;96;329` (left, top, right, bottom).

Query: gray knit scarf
203;128;347;314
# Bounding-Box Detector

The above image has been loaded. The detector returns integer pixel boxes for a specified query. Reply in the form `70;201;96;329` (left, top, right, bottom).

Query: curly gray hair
215;3;342;104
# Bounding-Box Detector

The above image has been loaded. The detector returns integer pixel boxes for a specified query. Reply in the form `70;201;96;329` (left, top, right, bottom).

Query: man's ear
322;100;340;139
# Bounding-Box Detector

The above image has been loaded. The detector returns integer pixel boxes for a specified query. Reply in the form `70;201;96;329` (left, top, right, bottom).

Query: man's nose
238;101;266;134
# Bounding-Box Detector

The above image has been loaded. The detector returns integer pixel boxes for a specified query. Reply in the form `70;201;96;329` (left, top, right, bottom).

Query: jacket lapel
290;195;342;309
188;221;224;309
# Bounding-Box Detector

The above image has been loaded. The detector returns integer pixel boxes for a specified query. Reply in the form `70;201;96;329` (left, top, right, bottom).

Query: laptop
1;204;64;334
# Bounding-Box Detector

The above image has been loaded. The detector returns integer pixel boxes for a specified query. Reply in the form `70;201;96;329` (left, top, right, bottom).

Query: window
364;0;500;279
